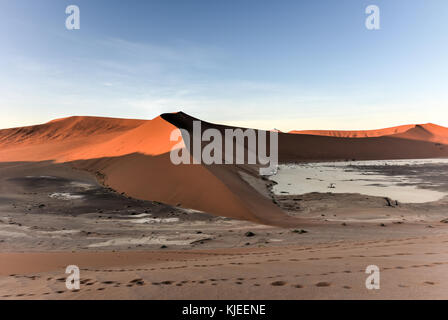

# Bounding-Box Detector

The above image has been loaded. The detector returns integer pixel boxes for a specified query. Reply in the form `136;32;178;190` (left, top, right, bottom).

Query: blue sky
0;0;447;131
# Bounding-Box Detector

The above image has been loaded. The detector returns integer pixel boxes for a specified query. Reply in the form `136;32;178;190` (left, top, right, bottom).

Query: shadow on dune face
69;152;299;228
162;112;448;163
0;158;300;227
278;134;448;163
0;160;215;221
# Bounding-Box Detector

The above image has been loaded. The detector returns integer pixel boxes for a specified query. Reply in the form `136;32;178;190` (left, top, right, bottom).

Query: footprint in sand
271;281;286;286
129;278;145;286
315;282;331;287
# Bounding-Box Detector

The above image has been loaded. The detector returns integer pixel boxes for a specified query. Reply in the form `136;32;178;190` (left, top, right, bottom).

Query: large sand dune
1;113;448;226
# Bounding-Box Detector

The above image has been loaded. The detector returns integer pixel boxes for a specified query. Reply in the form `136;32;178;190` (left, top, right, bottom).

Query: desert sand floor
1;233;448;299
1;161;448;299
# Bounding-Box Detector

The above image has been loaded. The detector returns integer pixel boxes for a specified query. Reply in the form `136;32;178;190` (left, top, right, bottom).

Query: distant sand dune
290;123;448;145
289;124;416;138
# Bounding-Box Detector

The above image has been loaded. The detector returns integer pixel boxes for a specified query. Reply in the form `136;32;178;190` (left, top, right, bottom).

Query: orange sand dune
0;116;145;145
285;123;448;161
0;116;180;162
0;114;290;226
161;112;448;162
290;123;448;144
67;116;185;161
289;124;416;138
390;123;448;145
1;113;448;226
